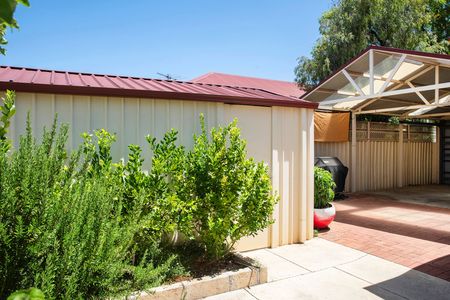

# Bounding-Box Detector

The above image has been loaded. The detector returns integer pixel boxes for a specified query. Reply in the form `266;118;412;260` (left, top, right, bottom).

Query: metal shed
0;66;318;251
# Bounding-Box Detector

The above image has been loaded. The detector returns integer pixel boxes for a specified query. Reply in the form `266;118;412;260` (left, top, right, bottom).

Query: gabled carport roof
301;46;450;119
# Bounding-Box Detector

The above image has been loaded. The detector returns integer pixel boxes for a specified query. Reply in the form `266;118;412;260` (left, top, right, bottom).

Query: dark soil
169;242;250;282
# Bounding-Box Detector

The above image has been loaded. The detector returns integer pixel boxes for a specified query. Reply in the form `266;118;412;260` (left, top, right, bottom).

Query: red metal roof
0;66;317;109
192;72;306;98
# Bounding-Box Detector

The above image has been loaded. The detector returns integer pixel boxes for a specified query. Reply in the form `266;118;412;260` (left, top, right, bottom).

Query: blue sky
1;1;332;81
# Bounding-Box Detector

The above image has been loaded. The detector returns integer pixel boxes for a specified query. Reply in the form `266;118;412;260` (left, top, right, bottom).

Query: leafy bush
118;117;277;259
7;287;45;300
186;116;277;259
314;167;336;209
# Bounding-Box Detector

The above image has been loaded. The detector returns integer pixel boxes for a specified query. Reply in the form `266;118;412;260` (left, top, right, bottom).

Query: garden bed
130;254;267;300
0;93;276;300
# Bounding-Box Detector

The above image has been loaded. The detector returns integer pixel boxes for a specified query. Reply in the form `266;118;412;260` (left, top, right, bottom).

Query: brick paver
320;194;450;281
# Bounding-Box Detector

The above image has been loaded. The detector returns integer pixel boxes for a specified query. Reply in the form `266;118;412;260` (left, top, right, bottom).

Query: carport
302;46;450;281
302;46;450;191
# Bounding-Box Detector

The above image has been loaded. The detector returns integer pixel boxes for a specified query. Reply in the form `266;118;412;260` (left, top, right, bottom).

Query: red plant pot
314;204;336;229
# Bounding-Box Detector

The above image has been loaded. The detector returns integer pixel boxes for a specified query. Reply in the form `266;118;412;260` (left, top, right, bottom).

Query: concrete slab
242;249;310;281
268;238;366;272
337;254;411;282
203;289;256;300
370;185;450;209
337;255;450;300
246;268;403;300
208;238;450;300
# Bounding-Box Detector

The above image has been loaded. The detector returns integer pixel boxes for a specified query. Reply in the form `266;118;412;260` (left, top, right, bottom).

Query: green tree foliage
0;0;29;55
314;167;336;209
295;0;449;90
0;90;16;152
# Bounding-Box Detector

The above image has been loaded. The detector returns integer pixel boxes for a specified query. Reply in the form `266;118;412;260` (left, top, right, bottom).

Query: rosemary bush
0;117;183;299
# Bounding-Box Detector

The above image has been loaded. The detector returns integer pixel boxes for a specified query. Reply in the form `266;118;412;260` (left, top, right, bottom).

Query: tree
0;0;29;55
295;0;449;90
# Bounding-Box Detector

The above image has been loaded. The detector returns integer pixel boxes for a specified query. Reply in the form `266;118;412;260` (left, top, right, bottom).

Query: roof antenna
157;72;176;80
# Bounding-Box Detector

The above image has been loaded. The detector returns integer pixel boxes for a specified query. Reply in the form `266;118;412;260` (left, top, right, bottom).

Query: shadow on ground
365;256;450;300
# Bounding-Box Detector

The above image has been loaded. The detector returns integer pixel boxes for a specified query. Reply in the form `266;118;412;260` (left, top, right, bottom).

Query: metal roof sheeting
0;66;317;109
192;72;306;98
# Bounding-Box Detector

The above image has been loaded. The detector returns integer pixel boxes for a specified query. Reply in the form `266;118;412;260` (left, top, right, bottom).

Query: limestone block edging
129;254;267;300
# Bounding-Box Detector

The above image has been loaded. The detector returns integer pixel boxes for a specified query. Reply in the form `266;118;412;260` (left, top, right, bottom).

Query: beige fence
315;121;439;192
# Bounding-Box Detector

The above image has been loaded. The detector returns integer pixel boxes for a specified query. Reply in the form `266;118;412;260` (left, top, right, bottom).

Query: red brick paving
320;194;450;282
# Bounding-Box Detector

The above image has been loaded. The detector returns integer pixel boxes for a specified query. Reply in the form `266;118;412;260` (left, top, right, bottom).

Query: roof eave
0;82;319;109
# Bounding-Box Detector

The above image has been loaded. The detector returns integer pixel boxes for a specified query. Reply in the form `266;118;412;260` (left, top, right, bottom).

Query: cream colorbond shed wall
8;92;315;251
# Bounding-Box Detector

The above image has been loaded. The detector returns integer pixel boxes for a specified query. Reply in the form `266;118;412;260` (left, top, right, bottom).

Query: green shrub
314;167;336;209
0;90;16;152
0;117;183;299
186;116;278;259
119;130;196;261
117;117;277;260
7;287;45;300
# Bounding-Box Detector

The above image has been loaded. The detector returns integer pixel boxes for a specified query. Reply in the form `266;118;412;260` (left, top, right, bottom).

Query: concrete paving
204;238;450;300
368;184;450;209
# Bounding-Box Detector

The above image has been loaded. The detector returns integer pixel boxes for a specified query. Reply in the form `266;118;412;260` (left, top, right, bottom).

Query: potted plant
314;167;336;229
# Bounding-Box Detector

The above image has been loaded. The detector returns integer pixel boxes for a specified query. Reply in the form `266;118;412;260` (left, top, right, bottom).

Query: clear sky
1;1;332;82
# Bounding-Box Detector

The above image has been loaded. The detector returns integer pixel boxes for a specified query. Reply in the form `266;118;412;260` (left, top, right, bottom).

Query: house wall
7;92;315;251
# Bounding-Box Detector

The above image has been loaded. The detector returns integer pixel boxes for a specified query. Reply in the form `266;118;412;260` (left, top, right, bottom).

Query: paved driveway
205;238;450;300
320;193;450;281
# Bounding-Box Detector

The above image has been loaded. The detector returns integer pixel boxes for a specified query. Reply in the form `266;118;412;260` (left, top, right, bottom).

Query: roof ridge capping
193;71;298;84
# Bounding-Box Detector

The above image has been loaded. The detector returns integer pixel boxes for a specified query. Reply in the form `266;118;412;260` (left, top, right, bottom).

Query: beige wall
315;139;440;192
8;92;315;251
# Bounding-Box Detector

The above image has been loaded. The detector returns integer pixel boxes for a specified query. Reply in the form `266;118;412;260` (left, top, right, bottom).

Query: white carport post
397;124;404;187
351;112;357;192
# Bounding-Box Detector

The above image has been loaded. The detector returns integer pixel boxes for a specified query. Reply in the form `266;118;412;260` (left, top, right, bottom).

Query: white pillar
351;113;357;192
306;109;315;240
397;124;404;188
435;66;440;103
369;49;374;95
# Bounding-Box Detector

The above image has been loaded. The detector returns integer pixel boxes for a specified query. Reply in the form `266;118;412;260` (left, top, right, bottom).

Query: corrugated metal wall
269;107;315;247
315;139;440;192
404;141;440;186
11;93;223;168
8;92;315;251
